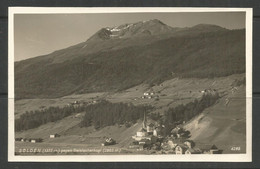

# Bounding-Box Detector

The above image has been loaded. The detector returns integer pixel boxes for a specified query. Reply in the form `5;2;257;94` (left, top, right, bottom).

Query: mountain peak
144;19;166;25
87;19;174;41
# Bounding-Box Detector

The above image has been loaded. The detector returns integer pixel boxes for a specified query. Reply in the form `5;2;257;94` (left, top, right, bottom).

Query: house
153;126;163;138
138;139;151;145
15;138;23;141
132;129;158;144
50;133;60;138
102;137;116;146
31;139;36;143
184;140;195;148
171;126;191;139
153;129;157;136
175;145;189;154
171;126;181;134
22;138;29;142
132;128;148;141
197;144;220;154
153;124;162;137
144;92;149;96
185;148;201;154
168;138;184;149
136;130;147;137
138;139;152;149
132;132;156;142
147;123;155;133
167;140;176;149
171;127;182;138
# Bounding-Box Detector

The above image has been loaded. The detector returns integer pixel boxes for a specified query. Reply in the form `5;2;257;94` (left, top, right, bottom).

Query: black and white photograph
8;7;252;162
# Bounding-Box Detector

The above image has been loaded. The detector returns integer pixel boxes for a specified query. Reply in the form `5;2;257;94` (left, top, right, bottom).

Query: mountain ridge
86;20;228;42
15;21;232;65
15;20;245;99
88;19;176;41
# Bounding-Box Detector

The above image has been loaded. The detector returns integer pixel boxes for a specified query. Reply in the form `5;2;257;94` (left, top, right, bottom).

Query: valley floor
14;74;247;155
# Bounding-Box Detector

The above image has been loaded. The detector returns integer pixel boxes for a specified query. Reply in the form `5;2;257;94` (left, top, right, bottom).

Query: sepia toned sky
14;12;245;61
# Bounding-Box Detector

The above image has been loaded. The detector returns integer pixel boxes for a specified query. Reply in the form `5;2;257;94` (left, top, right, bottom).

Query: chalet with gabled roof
184;140;195;148
196;144;219;154
175;144;189;154
185;148;201;154
50;133;60;138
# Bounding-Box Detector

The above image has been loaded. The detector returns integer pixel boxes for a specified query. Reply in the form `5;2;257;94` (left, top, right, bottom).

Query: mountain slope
15;74;246;154
184;85;246;153
15;20;245;99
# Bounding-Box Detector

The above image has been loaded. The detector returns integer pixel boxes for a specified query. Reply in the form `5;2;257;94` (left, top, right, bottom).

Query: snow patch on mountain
111;28;121;32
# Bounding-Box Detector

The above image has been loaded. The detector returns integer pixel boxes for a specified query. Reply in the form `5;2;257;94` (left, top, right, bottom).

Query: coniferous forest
80;101;152;129
162;92;220;135
15;100;152;132
164;92;220;123
15;93;219;132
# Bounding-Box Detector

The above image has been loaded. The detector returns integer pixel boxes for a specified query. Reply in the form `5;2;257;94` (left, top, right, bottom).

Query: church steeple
142;111;147;130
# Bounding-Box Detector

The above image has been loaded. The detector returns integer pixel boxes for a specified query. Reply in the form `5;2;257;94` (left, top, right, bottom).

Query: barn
185;148;201;154
197;144;220;154
50;133;60;138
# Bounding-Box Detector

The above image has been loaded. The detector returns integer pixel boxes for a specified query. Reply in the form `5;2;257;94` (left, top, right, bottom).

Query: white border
8;7;253;162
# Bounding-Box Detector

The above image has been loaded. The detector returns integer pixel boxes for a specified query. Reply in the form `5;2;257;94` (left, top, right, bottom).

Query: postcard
8;7;252;162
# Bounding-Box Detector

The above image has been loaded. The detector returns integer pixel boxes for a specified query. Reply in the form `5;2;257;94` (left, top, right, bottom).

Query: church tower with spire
142;111;147;131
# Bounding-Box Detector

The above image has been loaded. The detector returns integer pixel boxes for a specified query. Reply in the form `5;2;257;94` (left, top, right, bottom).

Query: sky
14;12;245;61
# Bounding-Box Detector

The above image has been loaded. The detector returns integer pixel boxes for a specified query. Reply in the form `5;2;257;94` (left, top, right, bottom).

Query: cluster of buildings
130;113;220;154
15;133;61;143
67;100;99;107
15;137;43;143
163;126;220;154
165;138;219;154
141;91;159;99
199;89;217;94
130;112;164;150
101;137;116;146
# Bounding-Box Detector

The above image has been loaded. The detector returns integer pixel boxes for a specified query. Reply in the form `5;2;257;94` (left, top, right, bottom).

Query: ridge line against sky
14;12;245;61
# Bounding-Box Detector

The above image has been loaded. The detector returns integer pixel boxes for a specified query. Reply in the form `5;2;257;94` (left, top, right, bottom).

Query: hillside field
15;74;246;154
